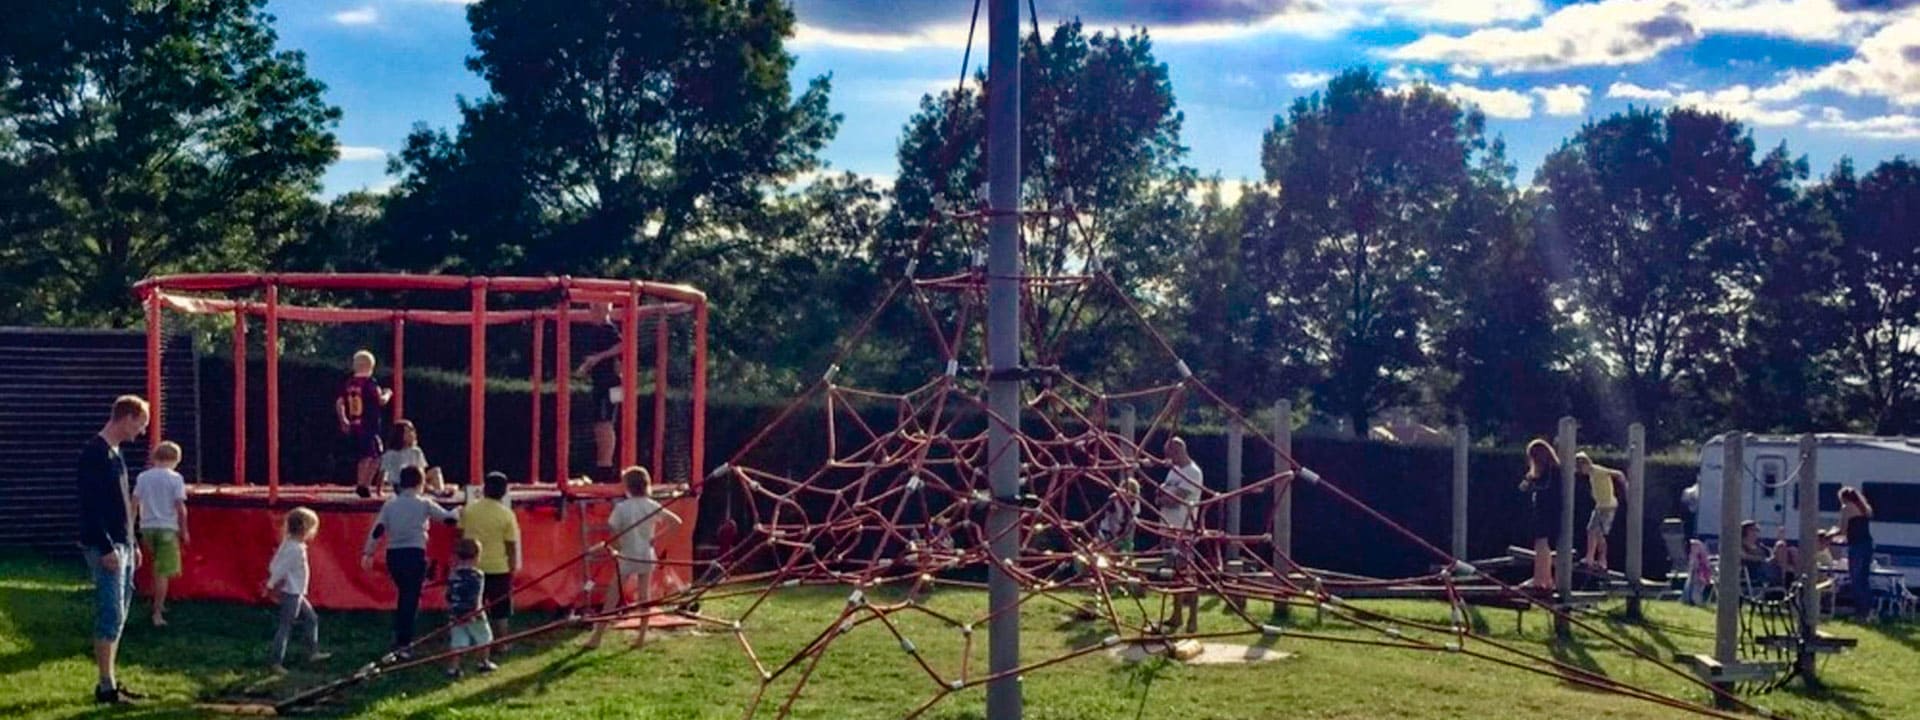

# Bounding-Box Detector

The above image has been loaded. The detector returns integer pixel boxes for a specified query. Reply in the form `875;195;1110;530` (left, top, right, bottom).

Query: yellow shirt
461;498;521;575
1588;463;1619;509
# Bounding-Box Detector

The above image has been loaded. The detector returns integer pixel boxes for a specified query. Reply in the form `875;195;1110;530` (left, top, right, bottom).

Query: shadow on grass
391;645;605;720
1776;678;1882;720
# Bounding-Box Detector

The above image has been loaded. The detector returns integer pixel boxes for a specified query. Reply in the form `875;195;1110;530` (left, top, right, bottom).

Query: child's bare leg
584;575;621;648
152;575;169;623
356;458;378;493
631;570;653;649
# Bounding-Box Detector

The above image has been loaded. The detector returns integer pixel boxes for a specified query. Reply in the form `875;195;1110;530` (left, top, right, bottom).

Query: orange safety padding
144;485;697;612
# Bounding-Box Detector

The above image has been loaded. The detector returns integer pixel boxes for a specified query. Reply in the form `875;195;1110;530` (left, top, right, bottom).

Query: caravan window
1819;482;1920;524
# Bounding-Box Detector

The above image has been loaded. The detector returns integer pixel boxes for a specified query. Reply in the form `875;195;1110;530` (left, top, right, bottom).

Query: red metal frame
136;273;709;504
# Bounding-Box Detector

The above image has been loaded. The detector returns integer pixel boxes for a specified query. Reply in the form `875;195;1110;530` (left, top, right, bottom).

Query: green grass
2;551;1916;719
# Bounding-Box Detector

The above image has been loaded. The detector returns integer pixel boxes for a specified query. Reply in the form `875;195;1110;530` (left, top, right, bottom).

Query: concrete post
1715;434;1745;665
1272;400;1292;620
1796;433;1820;683
983;0;1023;712
1555;417;1577;640
1451;423;1469;561
1227;420;1245;563
1626;422;1647;620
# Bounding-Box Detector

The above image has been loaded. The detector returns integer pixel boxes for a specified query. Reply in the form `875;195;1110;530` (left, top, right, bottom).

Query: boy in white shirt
1158;437;1205;634
266;507;330;673
586;466;682;650
131;441;188;627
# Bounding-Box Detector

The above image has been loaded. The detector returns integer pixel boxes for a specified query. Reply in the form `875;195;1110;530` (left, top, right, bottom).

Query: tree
1535;108;1797;441
1174;179;1310;407
1816;158;1920;433
881;22;1194;390
0;0;338;325
1250;69;1492;435
382;0;838;278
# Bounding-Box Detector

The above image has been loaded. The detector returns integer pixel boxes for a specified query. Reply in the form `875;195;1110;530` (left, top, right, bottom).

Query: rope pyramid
271;210;1772;719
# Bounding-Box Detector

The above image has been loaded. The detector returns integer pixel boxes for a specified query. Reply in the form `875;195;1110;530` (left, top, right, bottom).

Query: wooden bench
1672;653;1785;683
1752;630;1859;655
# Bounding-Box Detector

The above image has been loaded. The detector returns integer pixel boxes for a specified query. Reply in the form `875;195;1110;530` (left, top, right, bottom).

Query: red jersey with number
340;375;384;431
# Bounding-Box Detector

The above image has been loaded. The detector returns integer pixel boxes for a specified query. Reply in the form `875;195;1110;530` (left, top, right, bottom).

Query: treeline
3;1;1917;446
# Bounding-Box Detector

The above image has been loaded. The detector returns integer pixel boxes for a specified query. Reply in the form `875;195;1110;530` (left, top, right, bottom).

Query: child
1574;452;1626;571
586;466;682;649
379;420;447;497
266;507;331;673
362;466;458;658
131;441;189;627
1683;538;1712;606
445;538;497;677
460;472;520;654
339;350;392;498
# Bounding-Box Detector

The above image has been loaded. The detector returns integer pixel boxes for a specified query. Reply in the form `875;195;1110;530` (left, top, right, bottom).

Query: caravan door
1751;453;1789;533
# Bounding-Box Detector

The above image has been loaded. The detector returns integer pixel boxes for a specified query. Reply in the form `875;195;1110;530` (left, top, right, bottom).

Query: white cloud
1606;81;1677;101
337;146;388;162
1436;83;1536;118
1286;71;1334;89
1226;74;1257;88
1389;0;1698;73
1760;18;1920;106
1807;107;1920;139
331;6;379;26
1449;64;1484;80
1689;0;1888;44
1358;0;1547;25
1532;84;1592;116
1188;178;1258;207
1385;64;1429;83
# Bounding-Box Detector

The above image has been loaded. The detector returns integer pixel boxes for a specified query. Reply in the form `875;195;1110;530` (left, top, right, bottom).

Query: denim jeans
82;544;135;642
270;592;319;665
387;548;427;647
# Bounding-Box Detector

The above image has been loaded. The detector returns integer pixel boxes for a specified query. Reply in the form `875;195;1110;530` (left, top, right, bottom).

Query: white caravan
1691;433;1920;585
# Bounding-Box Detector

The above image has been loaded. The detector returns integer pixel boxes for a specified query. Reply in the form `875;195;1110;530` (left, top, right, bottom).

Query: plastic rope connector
1101;634;1121;647
901;639;918;655
1175;360;1192;378
823;364;840;383
1298;468;1322;485
1451;560;1477;576
906;475;924;493
839;618;856;635
847;589;866;606
904;258;919;278
945;359;959;377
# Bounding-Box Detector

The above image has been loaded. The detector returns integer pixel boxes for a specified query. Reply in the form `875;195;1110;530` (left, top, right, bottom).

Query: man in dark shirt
78;395;149;705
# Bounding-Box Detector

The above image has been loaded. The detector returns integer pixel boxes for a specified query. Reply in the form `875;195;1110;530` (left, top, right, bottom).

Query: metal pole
1226;420;1244;563
1626;422;1647;620
470;282;488;487
146;291;163;449
1796;433;1820;683
1451;423;1469;560
1272;400;1292;620
1555;417;1576;640
1715;434;1744;664
984;0;1023;714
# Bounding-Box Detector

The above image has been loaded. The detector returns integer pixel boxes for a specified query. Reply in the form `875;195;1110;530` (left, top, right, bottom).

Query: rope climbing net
268;210;1771;720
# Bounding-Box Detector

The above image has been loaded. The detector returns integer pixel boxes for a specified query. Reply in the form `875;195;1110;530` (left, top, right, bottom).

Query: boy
586;466;682;649
1574;452;1626;571
131;441;189;627
445;538;497;676
338;350;392;498
1158;437;1204;634
362;466;458;657
461;472;520;655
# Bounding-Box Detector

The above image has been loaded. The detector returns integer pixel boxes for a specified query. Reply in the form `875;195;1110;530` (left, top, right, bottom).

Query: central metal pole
984;0;1024;716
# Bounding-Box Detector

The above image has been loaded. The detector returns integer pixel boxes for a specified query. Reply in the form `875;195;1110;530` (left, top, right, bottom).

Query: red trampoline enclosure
132;273;708;611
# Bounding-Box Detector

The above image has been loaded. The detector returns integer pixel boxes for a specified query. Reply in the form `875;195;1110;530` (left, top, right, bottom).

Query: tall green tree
1535;108;1794;441
0;0;338;324
1249;69;1492;434
381;0;838;278
886;21;1193;386
1815;158;1920;433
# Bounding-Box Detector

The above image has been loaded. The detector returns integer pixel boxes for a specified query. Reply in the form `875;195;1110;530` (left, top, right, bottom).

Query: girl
379;420;446;497
266;507;330;673
575;303;625;483
1840;486;1876;621
586;466;682;650
1520;439;1561;591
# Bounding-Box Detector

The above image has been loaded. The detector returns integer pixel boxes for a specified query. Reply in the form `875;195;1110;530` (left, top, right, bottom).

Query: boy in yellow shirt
460;472;521;658
1574;452;1625;571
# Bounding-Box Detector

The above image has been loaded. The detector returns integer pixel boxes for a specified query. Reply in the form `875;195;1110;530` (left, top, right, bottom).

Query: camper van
1690;433;1920;584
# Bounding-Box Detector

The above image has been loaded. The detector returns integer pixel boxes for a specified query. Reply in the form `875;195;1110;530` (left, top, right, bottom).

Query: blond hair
352;349;376;368
152;441;182;466
111;395;150;422
285;507;320;539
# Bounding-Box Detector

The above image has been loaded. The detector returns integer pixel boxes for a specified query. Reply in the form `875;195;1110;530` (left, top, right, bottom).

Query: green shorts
142;529;182;578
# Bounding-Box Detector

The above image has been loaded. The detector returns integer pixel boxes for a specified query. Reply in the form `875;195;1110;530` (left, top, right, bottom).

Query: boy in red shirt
338;350;391;498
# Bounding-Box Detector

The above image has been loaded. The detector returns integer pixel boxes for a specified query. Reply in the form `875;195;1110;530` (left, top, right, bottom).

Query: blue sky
276;0;1920;198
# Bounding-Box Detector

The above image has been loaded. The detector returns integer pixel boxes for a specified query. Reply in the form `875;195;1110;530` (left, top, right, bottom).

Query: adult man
1575;452;1626;571
78;395;149;704
1158;437;1205;634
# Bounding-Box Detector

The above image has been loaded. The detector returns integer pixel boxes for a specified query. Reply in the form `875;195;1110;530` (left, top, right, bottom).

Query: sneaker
445;667;462;679
355;485;372;499
477;661;499;674
269;665;289;675
308;652;334;663
93;685;127;705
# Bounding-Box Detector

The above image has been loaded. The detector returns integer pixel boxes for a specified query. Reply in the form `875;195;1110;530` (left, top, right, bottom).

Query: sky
275;0;1920;199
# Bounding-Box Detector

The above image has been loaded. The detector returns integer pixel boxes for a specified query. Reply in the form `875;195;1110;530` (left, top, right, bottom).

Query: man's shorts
83;544;134;641
1588;506;1618;534
450;615;494;649
142;529;182;578
482;573;514;619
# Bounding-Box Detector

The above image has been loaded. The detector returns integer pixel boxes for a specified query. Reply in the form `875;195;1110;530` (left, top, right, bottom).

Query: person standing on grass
362;466;458;658
77;395;148;705
1839;486;1876;621
586;466;682;650
1519;438;1561;593
131;441;189;627
266;507;331;673
1157;437;1204;635
460;471;520;657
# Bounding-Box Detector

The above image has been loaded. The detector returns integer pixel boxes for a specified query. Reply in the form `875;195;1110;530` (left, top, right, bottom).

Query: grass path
1;552;1914;719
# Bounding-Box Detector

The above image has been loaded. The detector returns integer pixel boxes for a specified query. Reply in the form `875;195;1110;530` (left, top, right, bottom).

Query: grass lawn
2;551;1916;719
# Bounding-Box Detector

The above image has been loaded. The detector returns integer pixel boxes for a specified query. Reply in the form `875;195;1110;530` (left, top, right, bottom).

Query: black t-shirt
76;434;131;552
586;322;623;388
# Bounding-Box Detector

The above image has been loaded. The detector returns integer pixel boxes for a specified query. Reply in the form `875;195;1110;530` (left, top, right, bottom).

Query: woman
575;303;624;483
1840;486;1876;621
1520;439;1561;591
